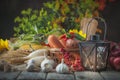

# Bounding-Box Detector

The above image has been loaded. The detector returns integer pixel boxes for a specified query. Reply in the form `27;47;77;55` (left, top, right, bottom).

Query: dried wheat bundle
0;50;27;58
9;57;28;65
0;49;31;64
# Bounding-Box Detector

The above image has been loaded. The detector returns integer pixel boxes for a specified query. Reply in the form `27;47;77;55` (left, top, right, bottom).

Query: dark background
0;0;120;42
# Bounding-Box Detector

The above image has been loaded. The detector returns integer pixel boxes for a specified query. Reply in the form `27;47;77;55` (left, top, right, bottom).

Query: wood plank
0;71;21;80
17;71;46;80
75;71;104;80
46;72;75;80
100;71;120;80
13;64;26;71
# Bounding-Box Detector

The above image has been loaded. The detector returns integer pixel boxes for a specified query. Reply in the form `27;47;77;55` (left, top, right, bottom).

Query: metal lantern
79;40;110;71
79;17;110;71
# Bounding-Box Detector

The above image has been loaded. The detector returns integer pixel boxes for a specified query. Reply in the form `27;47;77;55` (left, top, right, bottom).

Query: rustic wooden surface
100;71;120;80
0;71;21;80
46;72;74;80
0;71;120;80
75;71;103;80
17;71;46;80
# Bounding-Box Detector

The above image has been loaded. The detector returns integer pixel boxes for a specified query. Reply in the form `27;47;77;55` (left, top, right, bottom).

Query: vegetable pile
60;48;84;71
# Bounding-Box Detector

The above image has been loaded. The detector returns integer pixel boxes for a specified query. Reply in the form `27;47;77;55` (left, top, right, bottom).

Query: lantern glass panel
79;41;110;71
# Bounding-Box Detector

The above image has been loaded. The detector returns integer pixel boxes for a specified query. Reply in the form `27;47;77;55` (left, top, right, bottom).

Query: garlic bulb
26;59;36;71
40;52;55;72
41;63;53;72
56;59;69;73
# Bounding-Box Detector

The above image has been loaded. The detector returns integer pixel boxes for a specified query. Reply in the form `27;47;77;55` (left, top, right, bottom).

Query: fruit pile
109;41;120;70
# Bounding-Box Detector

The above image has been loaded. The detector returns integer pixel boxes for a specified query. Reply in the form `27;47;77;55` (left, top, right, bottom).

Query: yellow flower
78;30;86;39
0;39;9;51
4;39;9;50
78;30;82;35
69;29;86;40
69;29;78;33
69;29;86;38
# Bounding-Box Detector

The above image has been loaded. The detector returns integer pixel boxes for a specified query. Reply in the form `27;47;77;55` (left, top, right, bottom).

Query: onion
113;57;120;70
109;57;115;67
66;39;79;48
111;50;120;57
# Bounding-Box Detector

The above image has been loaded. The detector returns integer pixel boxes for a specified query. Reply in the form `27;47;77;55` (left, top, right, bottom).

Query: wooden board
17;71;46;80
75;71;104;80
100;71;120;80
0;71;21;80
46;72;75;80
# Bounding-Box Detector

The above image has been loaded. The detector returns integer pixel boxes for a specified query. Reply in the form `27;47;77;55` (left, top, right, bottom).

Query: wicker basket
49;48;81;66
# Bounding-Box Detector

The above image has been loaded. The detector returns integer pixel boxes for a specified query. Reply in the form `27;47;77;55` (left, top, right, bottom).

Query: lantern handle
94;17;107;41
86;17;107;41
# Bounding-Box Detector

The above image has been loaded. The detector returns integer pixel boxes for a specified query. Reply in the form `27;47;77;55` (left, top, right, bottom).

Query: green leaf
22;17;28;23
43;11;47;16
75;33;85;41
31;14;37;20
14;16;21;22
21;10;26;15
44;2;54;9
34;25;38;34
26;8;32;15
55;0;60;11
40;8;44;17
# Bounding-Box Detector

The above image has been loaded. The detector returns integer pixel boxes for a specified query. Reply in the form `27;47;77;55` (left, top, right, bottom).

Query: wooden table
0;71;120;80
